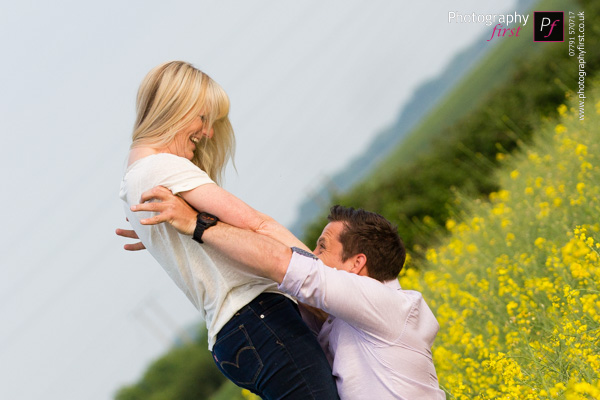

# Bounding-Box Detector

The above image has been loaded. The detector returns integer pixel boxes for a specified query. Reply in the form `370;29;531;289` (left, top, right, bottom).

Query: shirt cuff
278;248;316;296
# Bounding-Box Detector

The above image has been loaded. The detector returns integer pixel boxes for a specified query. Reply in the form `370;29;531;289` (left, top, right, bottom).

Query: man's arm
124;186;292;283
203;221;292;283
281;252;407;338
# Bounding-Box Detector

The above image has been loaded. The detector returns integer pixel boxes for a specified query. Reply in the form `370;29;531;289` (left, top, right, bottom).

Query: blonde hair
131;61;235;184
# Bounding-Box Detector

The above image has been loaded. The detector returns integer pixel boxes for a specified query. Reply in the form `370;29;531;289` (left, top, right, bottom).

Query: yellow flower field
401;83;600;399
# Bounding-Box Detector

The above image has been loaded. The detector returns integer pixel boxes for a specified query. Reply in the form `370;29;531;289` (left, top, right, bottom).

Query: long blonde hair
131;61;235;184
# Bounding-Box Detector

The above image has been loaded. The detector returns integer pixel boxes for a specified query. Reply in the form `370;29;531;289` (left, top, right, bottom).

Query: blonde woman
119;61;338;399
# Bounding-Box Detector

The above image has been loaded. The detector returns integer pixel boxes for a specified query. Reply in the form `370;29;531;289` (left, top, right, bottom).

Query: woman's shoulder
126;151;194;173
123;151;214;193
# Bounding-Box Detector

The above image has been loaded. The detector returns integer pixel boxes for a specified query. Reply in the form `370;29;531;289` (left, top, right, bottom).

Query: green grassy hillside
402;81;600;398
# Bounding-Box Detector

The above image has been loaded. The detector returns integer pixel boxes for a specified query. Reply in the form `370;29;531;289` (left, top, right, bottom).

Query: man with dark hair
325;205;406;281
117;187;445;399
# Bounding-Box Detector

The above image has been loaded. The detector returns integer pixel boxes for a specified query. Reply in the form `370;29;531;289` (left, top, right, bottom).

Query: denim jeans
212;293;339;399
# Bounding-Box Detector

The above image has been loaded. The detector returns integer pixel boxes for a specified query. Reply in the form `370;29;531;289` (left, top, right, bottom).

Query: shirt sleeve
147;154;215;194
278;250;411;340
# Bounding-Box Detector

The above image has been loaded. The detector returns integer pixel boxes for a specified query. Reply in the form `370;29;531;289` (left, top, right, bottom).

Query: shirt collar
383;279;402;290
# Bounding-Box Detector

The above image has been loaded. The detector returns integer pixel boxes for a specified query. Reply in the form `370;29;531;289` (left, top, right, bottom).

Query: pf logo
534;11;564;42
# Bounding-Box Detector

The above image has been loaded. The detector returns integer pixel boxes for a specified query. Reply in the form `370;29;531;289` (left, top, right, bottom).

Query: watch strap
192;212;219;244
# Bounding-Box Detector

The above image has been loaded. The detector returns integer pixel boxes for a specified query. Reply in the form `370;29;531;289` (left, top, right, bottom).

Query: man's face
313;221;356;273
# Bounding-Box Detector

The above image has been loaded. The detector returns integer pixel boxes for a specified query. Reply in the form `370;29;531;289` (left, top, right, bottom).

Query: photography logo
534;12;564;42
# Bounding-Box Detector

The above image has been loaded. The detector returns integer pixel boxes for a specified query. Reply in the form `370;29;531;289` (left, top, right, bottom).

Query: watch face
200;213;218;225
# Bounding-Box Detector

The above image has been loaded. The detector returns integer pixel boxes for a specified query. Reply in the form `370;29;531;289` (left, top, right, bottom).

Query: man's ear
349;253;368;276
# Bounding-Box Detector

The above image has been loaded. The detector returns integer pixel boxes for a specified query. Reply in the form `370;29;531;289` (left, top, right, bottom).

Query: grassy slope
401;82;600;398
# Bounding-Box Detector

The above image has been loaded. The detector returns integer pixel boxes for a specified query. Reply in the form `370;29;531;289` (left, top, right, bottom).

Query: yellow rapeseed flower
537;202;550;218
535;177;544;188
558;104;568;115
581;161;592;172
534;237;546;248
555;124;567;134
498;190;510;201
506;232;515;246
426;248;438;264
445;219;456;231
575;144;588;156
242;389;260;400
553;197;563;207
528;152;540;163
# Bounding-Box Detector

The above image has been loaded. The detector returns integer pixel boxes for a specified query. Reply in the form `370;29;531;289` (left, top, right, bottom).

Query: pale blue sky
0;1;516;399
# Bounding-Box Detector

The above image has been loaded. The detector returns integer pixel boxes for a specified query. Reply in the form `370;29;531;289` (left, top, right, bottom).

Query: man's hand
115;228;146;251
115;187;198;251
132;186;198;236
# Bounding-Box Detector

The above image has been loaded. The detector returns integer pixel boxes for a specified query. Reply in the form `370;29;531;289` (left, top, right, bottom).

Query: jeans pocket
257;294;289;318
213;325;263;386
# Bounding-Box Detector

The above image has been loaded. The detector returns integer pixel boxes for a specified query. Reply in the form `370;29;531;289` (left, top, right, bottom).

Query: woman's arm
141;185;311;252
253;210;312;253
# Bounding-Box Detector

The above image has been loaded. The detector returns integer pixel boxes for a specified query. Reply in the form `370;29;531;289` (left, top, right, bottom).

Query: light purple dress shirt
279;250;446;400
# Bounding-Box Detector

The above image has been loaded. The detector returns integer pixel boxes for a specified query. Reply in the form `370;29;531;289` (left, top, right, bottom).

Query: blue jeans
212;293;339;399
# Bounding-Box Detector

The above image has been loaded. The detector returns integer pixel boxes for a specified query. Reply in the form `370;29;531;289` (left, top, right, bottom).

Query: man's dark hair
327;205;406;282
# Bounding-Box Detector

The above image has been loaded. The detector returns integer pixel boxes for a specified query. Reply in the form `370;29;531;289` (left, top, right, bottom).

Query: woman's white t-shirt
119;153;281;349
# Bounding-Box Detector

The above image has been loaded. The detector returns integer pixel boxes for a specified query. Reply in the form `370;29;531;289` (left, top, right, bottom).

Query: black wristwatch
192;212;219;243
